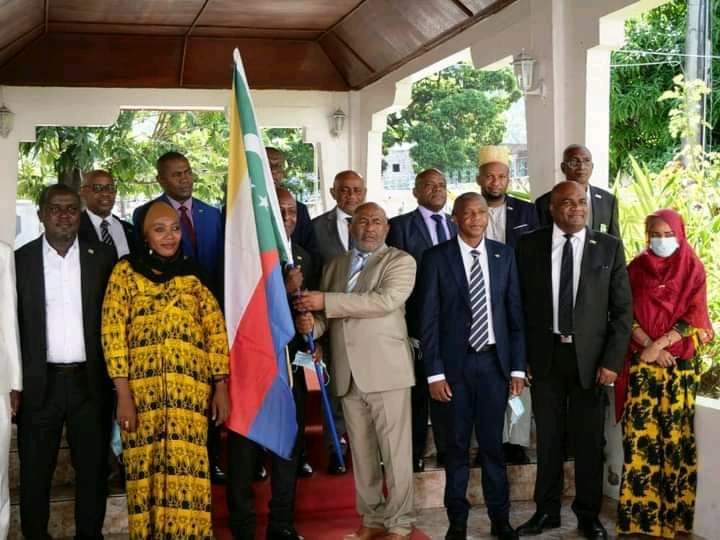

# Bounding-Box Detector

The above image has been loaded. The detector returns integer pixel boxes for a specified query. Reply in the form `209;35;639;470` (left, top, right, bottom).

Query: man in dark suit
476;146;537;465
515;182;632;539
419;192;525;540
132;151;226;483
267;147;319;256
226;187;317;540
78;169;135;257
308;169;366;474
15;184;116;540
535;145;620;237
386;168;457;473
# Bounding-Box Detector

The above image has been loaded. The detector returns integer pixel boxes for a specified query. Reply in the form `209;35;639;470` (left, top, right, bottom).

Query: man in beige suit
295;202;417;540
0;240;22;539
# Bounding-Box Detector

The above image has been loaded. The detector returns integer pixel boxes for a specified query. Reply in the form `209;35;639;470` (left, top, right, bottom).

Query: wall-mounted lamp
0;86;14;138
512;51;544;97
330;108;346;137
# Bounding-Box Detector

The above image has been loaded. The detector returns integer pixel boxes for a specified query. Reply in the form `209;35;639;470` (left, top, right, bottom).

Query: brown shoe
343;527;386;540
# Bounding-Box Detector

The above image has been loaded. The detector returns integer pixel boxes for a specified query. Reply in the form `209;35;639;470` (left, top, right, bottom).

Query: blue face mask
650;237;679;258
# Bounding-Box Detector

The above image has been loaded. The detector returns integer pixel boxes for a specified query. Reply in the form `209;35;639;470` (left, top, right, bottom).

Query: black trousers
18;365;110;540
444;349;509;524
531;342;606;520
227;371;307;539
411;346;448;461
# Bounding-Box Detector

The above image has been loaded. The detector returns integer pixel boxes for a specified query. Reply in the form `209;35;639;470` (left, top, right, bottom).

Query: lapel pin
594;193;602;199
88;248;94;254
589;239;597;245
507;206;514;211
494;253;501;258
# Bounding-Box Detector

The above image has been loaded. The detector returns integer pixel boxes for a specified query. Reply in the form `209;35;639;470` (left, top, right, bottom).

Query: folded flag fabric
224;48;297;459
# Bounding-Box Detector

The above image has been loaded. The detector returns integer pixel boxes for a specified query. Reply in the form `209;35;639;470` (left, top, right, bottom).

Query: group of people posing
0;142;712;540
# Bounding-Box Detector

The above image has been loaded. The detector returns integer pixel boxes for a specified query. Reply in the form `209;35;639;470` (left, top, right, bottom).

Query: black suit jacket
15;237;116;409
419;238;526;382
386;208;457;338
310;208;347;267
78;210;136;255
535;185;620;238
515;226;632;388
292;201;319;258
504;195;539;247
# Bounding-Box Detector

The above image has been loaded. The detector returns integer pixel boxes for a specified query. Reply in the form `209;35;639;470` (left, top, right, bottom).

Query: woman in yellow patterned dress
102;201;229;539
615;209;713;538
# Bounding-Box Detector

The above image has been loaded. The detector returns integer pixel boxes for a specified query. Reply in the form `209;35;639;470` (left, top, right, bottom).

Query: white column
0;136;20;245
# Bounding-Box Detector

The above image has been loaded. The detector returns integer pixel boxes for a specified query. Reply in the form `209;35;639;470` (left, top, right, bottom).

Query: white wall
694;397;720;538
0;87;352;244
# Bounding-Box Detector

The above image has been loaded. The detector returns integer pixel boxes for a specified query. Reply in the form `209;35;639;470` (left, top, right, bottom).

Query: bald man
266;147;319;255
387;168;457;472
295;202;417;540
535;145;620;238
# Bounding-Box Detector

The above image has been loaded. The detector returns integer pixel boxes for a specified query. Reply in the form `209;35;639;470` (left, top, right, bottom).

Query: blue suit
503;195;538;247
418;237;526;525
387;207;457;465
133;195;224;294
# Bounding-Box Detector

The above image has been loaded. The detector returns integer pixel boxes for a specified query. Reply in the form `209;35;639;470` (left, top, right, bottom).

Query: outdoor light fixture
0;86;13;138
330;108;346;137
512;51;544;97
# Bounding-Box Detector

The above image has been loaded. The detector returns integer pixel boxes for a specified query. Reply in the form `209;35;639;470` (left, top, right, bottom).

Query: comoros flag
224;48;297;459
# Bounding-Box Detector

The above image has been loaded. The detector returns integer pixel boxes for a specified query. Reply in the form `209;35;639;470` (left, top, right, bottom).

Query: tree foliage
383;63;521;174
17;111;314;205
610;0;720;178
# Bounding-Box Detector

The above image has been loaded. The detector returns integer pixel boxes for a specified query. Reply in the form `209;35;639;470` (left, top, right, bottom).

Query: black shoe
297;458;313;478
445;522;467;540
211;463;226;485
327;453;347;475
516;512;561;536
266;526;304;540
254;463;268;482
436;452;446;467
577;518;607;539
491;519;518;540
503;443;531;465
413;457;425;473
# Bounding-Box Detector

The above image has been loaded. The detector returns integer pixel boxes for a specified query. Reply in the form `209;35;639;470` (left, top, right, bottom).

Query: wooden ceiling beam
317;0;368;42
450;0;475;17
179;0;211;86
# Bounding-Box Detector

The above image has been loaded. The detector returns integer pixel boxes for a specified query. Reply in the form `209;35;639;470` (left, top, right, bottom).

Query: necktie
468;249;489;351
558;233;574;334
346;252;369;292
345;216;355;250
431;214;448;244
100;219;116;252
179;205;198;255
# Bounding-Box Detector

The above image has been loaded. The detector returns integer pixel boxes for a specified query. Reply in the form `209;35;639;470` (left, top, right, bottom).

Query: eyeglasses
86;183;117;193
564;158;593;168
47;205;80;216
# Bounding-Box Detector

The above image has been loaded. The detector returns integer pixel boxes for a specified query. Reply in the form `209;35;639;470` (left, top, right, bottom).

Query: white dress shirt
428;236;524;383
86;209;130;257
585;185;593;227
486;204;507;244
417;205;451;245
551;224;586;334
43;236;86;364
336;207;352;251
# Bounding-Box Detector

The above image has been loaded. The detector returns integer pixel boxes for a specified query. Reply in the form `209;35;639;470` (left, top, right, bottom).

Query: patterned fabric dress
102;260;229;539
617;342;699;537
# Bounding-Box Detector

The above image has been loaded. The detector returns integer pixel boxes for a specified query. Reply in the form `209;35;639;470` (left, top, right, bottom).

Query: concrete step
8;480;129;540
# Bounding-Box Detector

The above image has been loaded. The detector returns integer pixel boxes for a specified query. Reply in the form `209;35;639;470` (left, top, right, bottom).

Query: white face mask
650;237;679;258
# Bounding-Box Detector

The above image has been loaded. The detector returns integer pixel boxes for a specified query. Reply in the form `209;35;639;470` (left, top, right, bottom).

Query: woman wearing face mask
101;201;229;539
615;208;713;538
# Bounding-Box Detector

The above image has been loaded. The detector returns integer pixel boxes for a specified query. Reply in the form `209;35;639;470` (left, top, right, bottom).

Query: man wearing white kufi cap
476;145;537;465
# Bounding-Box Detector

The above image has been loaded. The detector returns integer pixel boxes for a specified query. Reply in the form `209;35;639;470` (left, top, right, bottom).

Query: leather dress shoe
491;519;518;540
254;463;268;482
445;523;467;540
343;526;386;540
413;457;425;473
503;443;531;465
516;512;560;535
328;453;347;475
210;463;226;485
577;517;608;539
266;527;304;540
297;458;313;478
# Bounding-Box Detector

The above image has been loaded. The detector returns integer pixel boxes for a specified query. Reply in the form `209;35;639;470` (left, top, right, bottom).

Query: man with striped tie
418;192;526;540
78;170;135;257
